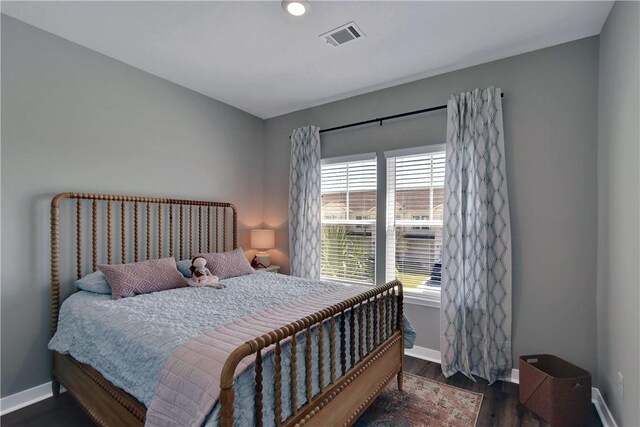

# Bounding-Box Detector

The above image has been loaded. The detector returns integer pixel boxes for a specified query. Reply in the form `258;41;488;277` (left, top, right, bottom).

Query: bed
49;192;407;427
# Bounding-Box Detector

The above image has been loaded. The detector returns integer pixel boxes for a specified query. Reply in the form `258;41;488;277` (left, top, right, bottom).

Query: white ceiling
2;1;613;119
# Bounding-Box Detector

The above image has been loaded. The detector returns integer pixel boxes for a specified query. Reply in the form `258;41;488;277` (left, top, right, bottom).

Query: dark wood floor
403;357;602;427
2;356;602;427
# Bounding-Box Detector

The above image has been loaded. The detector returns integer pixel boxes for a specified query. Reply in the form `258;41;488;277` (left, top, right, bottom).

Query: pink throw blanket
146;285;370;427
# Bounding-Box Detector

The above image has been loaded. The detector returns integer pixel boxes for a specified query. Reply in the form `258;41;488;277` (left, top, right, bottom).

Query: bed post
51;193;70;398
219;343;253;427
230;204;238;250
51;380;61;398
219;386;233;427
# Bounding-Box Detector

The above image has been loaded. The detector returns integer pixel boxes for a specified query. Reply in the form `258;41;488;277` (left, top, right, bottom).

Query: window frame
320;153;378;285
384;144;446;307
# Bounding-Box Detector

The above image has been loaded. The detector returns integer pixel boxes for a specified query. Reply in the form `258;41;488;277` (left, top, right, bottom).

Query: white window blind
386;147;445;292
321;157;377;284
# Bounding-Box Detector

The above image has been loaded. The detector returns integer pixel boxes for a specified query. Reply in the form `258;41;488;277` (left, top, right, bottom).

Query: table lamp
251;229;275;267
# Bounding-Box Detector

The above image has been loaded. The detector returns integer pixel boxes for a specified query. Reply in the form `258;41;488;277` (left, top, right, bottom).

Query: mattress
49;273;415;426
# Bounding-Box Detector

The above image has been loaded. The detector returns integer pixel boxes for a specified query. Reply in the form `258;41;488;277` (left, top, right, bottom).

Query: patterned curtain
440;87;512;384
288;126;321;279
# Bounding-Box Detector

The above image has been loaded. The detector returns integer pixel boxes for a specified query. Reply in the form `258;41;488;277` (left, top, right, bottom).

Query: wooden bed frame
51;192;404;427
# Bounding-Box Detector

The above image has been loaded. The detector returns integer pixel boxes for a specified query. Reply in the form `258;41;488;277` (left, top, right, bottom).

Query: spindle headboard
50;192;238;335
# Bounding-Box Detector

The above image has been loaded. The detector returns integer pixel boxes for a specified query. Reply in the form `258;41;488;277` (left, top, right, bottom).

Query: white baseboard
404;346;520;384
500;367;520;384
404;345;442;363
591;388;618;427
405;345;617;427
0;382;65;416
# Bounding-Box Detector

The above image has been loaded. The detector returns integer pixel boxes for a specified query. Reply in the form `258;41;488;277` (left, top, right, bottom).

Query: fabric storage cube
519;354;591;426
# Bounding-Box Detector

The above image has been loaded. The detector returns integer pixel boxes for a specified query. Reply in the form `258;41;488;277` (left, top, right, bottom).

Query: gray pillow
75;270;112;295
176;259;193;278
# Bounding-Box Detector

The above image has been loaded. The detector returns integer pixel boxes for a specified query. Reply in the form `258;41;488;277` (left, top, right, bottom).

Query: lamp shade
251;229;275;250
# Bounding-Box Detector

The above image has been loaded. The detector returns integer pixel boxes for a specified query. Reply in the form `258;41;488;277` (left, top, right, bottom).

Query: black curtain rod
316;92;505;135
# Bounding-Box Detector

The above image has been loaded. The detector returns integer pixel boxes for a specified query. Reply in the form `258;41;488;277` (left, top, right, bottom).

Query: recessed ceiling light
282;0;309;17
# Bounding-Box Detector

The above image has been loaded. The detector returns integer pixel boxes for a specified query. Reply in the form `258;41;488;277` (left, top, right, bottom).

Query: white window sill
403;290;441;308
321;277;375;287
323;277;441;309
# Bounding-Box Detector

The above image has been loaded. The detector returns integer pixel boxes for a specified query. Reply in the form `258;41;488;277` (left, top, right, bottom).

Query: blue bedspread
49;273;415;426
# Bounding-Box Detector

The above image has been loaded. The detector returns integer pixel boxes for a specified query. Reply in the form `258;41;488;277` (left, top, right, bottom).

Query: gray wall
263;37;600;372
596;2;640;425
1;15;265;397
5;8;629;404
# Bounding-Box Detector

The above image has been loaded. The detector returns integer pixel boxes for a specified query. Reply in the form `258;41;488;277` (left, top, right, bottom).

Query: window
321;154;377;284
385;145;445;299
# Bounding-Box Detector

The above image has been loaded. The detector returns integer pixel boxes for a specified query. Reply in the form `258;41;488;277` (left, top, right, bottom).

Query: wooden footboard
298;333;403;427
218;279;404;427
50;192;405;427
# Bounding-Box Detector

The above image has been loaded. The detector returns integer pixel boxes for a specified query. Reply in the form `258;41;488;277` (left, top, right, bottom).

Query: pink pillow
99;257;188;300
199;248;254;280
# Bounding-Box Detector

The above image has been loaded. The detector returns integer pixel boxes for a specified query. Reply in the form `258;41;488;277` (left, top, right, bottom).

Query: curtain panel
440;87;512;384
288;126;322;279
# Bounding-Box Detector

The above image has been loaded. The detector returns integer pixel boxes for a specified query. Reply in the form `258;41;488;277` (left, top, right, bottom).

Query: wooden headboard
50;192;237;335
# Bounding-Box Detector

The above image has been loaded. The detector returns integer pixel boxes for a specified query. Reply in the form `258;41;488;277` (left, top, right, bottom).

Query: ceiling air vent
320;22;365;47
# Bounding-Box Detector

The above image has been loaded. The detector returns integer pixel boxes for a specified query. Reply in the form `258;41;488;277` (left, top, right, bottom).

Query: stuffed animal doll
187;256;225;288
